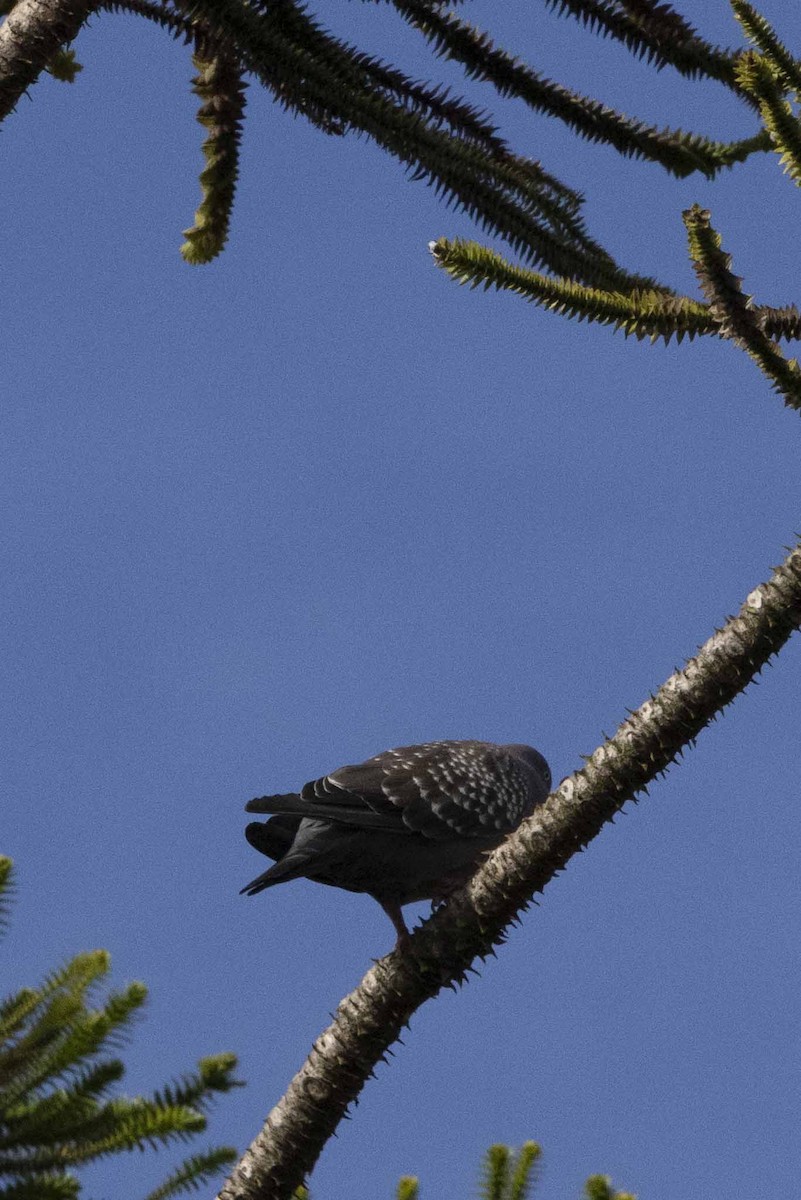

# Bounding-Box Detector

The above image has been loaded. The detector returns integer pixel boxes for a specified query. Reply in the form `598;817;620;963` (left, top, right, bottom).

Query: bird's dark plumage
241;740;551;942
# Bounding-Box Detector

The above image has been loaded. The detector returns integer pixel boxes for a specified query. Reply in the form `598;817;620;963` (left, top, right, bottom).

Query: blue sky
3;2;801;1197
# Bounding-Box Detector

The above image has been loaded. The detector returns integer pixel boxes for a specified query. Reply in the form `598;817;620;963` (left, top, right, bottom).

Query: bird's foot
376;898;411;949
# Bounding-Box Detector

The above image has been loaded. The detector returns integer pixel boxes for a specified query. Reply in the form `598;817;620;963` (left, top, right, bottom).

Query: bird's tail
245;792;306;815
239;851;310;897
241;815;303;896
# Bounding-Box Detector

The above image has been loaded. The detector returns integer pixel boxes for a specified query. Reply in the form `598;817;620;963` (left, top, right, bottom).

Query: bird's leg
376;899;411;949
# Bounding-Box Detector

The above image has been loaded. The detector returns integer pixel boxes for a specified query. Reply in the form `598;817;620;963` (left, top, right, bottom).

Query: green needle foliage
682;204;801;410
735;50;801;186
181;50;248;264
45;49;82;83
583;1173;635;1200
416;1;801;370
732;1;801;97
479;1141;541;1200
430;237;714;343
303;1141;632;1200
391;1;768;180
0;0;788;288
540;0;744;89
0;856;242;1200
395;1178;419;1200
0;863;12;938
430;235;801;347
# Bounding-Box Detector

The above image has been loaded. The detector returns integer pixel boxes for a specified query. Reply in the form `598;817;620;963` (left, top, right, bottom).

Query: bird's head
503;744;552;799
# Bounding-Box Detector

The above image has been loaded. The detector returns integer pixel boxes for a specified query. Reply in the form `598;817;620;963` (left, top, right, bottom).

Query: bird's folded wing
329;740;531;840
244;789;408;831
245;742;532;840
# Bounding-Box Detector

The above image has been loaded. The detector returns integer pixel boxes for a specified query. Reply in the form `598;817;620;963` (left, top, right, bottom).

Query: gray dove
242;739;551;943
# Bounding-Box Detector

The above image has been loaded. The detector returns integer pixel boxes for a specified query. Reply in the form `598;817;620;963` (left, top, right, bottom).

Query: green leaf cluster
0;0;776;285
299;1140;633;1200
393;1;766;180
478;1141;542;1200
682;204;801;410
0;857;241;1200
181;50;248;264
6;0;801;321
416;1;801;384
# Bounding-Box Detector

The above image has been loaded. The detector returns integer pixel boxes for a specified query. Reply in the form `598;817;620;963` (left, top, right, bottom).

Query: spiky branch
429;235;801;346
540;0;746;93
735;50;801;185
394;1;768;179
0;0;95;119
181;50;248;264
216;535;801;1200
0;0;775;280
732;0;801;96
683;204;801;409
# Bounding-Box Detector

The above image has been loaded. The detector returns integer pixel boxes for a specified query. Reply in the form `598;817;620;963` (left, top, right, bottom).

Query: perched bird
242;740;551;943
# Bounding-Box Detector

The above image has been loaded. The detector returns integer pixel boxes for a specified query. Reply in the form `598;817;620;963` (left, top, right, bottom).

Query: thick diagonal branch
218;536;801;1200
0;0;96;120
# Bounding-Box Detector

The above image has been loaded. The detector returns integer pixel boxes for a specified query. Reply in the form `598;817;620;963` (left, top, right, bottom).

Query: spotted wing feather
329;740;533;841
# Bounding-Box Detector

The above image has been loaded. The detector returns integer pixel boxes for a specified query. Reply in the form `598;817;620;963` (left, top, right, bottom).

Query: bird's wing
244;785;406;831
328;740;533;840
245;742;535;839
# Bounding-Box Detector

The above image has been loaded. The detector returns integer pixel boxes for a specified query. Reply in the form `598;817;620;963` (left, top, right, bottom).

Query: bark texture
0;0;94;121
218;537;801;1200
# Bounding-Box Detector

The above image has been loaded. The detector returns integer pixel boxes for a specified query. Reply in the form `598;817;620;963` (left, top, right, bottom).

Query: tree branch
429;235;801;344
540;0;746;94
684;203;801;409
0;0;96;121
218;535;801;1200
393;0;768;180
